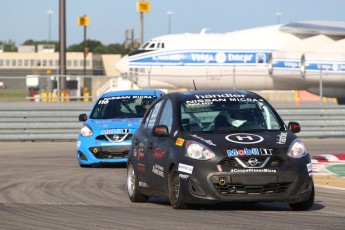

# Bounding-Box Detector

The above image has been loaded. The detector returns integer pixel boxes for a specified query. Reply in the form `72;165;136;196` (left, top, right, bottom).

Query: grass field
0;89;28;102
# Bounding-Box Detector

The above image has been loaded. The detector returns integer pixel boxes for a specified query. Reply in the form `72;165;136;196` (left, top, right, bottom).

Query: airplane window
157;43;161;48
149;43;155;48
141;43;150;49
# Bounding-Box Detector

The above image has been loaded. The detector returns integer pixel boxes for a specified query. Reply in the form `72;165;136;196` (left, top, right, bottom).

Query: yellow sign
175;138;185;146
137;1;150;13
78;16;89;26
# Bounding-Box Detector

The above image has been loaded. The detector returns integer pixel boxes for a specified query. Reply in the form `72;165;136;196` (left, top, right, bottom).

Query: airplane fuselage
115;22;345;103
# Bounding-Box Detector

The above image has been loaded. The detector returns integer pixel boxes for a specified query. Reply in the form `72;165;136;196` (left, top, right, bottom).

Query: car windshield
180;100;284;132
90;95;157;119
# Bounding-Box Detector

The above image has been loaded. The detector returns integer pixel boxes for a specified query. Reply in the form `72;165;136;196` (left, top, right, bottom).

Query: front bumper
77;140;131;165
178;156;313;205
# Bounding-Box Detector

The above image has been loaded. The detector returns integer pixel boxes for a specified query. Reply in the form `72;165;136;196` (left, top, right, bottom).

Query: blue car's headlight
287;138;307;158
185;141;215;160
80;124;93;137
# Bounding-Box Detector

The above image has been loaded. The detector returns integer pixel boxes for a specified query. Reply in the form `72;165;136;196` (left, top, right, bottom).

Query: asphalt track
0;139;344;230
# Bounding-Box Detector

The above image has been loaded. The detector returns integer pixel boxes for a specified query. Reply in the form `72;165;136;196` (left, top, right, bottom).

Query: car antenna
193;80;197;90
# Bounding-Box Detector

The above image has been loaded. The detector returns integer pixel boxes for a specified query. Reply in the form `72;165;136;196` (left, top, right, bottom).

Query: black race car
126;90;314;210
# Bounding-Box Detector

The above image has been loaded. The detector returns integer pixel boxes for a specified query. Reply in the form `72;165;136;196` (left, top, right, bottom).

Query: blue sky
1;0;344;46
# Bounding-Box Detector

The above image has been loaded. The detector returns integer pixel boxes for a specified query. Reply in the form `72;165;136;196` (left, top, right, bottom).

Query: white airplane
115;21;345;104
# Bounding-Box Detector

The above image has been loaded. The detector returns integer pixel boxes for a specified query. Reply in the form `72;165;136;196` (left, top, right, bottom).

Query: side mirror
288;121;300;133
79;113;88;122
152;125;170;137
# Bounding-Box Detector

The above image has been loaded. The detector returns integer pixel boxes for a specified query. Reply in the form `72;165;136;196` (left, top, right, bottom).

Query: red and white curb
311;154;345;174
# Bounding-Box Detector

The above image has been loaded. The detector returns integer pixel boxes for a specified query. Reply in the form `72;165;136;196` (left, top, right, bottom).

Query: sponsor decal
139;181;149;188
179;174;190;180
152;164;164;177
100;142;130;146
190;134;216;146
137;164;145;172
176;138;185;146
153;144;165;159
136;149;145;161
217;164;223;172
227;148;273;157
230;168;276;173
185;97;263;105
99;95;155;104
225;133;264;144
101;129;130;135
183;104;214;112
276;132;287;144
98;98;109;105
178;163;194;174
307;163;313;172
139;51;269;65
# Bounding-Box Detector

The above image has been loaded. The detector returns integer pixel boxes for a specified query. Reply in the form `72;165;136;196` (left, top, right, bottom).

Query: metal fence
0;105;344;141
0;75;125;102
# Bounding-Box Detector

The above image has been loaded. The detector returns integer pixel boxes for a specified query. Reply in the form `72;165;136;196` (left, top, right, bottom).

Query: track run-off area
0;139;344;230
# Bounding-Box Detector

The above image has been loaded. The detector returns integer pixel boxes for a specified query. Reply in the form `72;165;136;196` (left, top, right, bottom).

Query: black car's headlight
80;124;93;137
287;138;307;158
185;141;216;160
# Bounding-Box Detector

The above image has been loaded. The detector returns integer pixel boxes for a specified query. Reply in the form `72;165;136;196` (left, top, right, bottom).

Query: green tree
67;39;130;55
0;40;17;52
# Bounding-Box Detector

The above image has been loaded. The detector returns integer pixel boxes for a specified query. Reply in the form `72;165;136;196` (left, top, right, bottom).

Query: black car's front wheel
168;166;187;209
127;162;148;202
289;181;315;211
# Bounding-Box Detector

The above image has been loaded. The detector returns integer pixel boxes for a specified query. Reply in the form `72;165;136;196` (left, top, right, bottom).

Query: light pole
167;10;173;34
47;10;53;41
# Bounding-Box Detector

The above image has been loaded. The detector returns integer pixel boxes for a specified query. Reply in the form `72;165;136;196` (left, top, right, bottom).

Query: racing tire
168;166;187;209
127;162;148;202
289;182;315;211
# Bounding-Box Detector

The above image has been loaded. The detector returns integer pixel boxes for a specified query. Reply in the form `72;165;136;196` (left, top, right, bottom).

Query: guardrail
0;108;89;141
0;106;344;141
278;106;345;138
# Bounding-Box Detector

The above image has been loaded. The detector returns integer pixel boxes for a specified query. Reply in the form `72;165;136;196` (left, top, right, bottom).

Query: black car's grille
95;134;133;142
218;156;285;169
214;183;291;195
89;147;129;159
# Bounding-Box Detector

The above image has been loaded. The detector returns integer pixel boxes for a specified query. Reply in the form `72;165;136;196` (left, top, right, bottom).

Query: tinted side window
144;100;164;129
158;99;173;132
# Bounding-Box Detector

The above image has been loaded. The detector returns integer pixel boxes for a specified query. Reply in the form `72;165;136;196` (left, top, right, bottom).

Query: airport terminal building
0;44;123;100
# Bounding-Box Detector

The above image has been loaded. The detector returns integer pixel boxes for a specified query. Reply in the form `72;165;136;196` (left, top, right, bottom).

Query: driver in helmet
136;98;154;115
214;109;249;130
141;98;153;109
227;109;248;127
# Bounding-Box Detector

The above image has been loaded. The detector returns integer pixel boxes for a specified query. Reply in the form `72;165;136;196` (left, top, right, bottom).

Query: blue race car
76;89;165;167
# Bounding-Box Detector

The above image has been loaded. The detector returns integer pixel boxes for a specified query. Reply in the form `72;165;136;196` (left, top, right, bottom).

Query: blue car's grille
89;146;129;159
95;134;133;142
